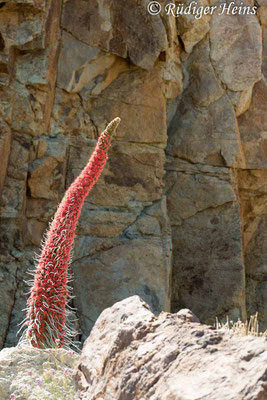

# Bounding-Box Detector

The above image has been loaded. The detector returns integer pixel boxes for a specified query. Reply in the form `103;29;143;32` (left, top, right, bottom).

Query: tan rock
26;198;57;221
0;177;26;219
227;86;253;117
210;0;262;91
167;94;243;167
28;157;60;200
135;214;161;236
256;281;267;330
89;67;167;144
50;89;95;137
61;0;168;70
28;136;68;200
171;202;246;324
258;5;267;24
238;79;267;169
263;27;267;77
57;31;100;91
238;169;267;330
0;262;18;349
75;296;267;400
72;238;172;339
7;134;30;180
161;55;183;100
77;207;138;237
67;141;165;207
176;0;210;53
25;218;47;246
166;158;246;323
166;166;236;224
245;215;267;278
237;169;267;249
0;88;12;124
185;36;225;107
11;83;46;135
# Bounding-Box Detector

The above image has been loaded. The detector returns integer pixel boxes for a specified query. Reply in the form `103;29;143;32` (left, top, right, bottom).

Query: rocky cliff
0;0;266;348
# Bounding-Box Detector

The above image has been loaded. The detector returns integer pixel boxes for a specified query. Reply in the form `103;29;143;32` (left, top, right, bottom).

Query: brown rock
167;94;243;167
0;262;18;349
238;80;267;169
227;86;253;117
262;27;267;78
67;140;166;207
0;5;45;52
25;218;47;246
184;36;224;107
258;6;267;25
89;67;167;144
72;235;172;339
77;207;138;237
75;296;267;400
57;31;99;91
15;50;50;86
171;202;246;324
166;162;236;224
176;0;210;53
11;83;46;136
26;198;58;221
0;177;26;219
0;120;11;197
238;169;267;330
28;136;68;200
61;0;167;69
166;158;246;323
50;89;95;136
7;134;30;180
210;0;262;91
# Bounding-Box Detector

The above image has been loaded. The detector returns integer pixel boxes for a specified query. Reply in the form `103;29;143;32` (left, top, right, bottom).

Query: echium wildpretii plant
19;117;121;349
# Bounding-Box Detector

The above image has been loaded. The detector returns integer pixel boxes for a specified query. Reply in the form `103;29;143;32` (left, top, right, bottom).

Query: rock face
0;0;266;348
75;296;267;400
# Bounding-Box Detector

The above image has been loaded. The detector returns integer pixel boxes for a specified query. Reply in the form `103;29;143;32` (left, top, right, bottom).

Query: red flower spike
20;118;121;348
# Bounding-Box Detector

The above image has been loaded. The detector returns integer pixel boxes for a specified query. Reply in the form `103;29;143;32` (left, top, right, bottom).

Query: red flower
21;118;120;348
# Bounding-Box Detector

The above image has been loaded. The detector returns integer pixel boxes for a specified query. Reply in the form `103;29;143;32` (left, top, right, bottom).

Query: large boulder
75;296;267;400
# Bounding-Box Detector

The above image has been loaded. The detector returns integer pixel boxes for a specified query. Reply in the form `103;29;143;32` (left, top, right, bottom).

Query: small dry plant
215;312;267;337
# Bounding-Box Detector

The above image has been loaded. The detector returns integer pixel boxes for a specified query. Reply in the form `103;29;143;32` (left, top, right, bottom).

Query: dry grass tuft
215;313;267;337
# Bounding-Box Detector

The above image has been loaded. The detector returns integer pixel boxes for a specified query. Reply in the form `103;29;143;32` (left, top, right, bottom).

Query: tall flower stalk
20;117;121;348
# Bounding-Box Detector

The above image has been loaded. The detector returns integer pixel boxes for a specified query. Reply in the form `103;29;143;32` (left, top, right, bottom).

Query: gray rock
57;31;99;91
75;296;267;400
61;0;168;69
167;94;243;167
72;236;172;341
0;119;11;197
210;0;262;91
238;79;267;169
